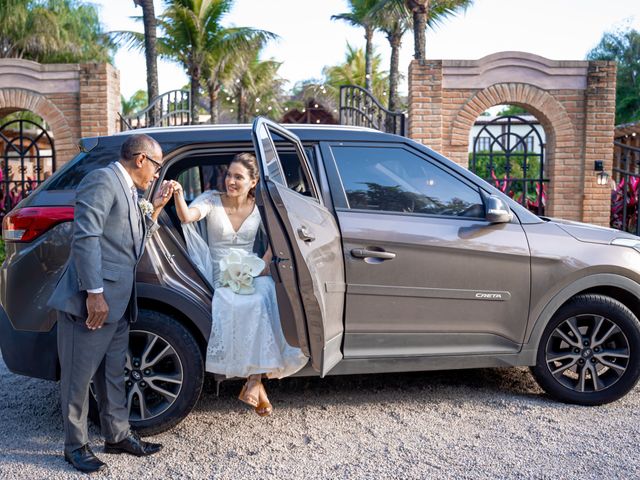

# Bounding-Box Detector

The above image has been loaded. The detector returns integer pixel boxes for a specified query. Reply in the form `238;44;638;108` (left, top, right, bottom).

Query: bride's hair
230;152;259;197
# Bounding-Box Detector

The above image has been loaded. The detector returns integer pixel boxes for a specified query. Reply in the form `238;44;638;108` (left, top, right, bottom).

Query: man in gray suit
48;134;173;473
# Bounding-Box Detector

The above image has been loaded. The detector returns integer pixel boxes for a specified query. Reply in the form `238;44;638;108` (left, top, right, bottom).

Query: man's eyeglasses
134;152;162;173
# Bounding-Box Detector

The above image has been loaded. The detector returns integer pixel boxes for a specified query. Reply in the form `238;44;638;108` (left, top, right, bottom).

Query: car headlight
611;238;640;252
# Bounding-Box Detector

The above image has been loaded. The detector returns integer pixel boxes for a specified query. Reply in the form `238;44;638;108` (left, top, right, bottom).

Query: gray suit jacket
47;163;158;323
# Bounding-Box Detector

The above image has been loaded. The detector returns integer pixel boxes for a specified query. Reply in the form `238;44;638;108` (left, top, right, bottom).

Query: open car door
251;117;345;376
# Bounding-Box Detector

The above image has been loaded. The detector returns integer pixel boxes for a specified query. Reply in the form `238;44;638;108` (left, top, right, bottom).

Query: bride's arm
171;181;202;224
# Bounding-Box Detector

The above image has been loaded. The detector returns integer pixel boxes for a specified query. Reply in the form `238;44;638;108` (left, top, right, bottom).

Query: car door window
331;145;484;217
276;148;316;198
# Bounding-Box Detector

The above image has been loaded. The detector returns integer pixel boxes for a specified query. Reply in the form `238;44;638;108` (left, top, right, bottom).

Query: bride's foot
255;383;273;417
238;376;260;407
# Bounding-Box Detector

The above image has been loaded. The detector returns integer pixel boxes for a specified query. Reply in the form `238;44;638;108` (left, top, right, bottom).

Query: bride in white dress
171;153;307;416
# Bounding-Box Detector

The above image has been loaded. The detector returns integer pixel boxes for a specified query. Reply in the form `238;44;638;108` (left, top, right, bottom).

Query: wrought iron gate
0;118;55;218
120;89;191;130
470;115;547;215
339;85;406;136
611;141;640;235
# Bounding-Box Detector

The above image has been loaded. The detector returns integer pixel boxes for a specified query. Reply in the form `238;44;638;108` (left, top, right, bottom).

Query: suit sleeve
73;169;115;291
145;216;159;237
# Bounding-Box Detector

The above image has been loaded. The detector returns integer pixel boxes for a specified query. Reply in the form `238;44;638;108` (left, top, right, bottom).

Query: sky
95;0;640;100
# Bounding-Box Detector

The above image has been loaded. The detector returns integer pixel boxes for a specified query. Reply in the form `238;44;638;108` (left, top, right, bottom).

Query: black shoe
64;444;107;473
104;431;163;457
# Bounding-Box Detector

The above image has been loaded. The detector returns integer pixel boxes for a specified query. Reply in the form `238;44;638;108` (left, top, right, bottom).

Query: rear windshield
44;149;114;191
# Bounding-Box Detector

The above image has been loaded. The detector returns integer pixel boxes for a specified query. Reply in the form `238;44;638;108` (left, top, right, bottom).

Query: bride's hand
171;180;184;196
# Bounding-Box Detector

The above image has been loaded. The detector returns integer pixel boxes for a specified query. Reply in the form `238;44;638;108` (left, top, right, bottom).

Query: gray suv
2;118;640;434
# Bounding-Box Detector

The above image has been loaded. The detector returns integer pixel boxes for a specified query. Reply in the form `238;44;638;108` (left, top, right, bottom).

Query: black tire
89;309;204;435
531;294;640;405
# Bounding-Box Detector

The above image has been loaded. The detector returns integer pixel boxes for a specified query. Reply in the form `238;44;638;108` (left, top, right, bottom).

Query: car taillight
2;206;75;242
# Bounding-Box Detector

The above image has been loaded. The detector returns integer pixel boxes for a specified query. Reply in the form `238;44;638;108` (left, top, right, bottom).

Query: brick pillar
79;63;121;138
408;60;443;152
582;61;616;226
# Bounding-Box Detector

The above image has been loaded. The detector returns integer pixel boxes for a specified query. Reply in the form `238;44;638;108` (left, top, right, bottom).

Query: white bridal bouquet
219;248;265;294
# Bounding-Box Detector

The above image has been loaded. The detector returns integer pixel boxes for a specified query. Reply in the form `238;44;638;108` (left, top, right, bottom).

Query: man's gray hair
120;134;160;162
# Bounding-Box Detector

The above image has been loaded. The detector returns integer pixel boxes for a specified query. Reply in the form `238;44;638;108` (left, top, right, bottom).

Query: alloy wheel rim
124;329;184;421
545;314;630;393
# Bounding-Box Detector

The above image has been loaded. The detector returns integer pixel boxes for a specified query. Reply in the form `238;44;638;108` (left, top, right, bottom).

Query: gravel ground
1;355;639;480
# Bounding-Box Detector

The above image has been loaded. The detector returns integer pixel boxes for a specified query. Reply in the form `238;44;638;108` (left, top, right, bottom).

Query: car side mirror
485;195;513;224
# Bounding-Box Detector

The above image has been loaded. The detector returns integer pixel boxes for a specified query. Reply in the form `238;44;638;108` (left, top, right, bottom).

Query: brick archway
449;83;577;220
408;52;617;225
0;88;76;164
0;59;120;166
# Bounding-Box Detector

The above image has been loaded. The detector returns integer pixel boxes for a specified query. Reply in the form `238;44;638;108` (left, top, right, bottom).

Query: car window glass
275;149;315;197
256;124;285;185
331;145;484;217
44;150;112;190
176;164;227;203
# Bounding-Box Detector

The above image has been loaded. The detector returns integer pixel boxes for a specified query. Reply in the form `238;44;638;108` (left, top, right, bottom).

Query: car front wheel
531;294;640;405
90;309;204;435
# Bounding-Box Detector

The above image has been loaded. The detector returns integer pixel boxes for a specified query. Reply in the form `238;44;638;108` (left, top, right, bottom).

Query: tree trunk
388;33;401;112
237;89;247;123
407;0;429;61
134;0;159;125
208;83;220;124
364;25;374;91
190;67;201;124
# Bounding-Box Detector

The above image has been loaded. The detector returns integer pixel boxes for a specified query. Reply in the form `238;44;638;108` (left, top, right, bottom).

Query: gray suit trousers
57;311;130;453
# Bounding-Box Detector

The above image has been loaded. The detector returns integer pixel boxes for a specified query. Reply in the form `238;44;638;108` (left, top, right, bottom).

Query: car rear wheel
90;309;204;435
531;294;640;405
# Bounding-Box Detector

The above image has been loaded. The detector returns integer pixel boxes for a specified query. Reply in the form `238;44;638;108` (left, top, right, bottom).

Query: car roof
93;123;399;147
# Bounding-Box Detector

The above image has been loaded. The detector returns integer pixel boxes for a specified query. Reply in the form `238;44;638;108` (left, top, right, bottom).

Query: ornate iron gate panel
339;85;406;136
470;115;547;215
120;89;191;131
611;141;640;235
0;118;55;218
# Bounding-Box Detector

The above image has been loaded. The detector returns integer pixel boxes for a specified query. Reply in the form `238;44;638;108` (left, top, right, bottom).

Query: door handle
297;225;315;242
350;248;396;260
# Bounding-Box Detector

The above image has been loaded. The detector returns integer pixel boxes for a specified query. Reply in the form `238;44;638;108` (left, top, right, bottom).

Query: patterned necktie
131;185;140;221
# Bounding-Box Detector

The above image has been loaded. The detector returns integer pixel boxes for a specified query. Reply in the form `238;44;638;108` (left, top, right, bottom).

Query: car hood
544;217;639;245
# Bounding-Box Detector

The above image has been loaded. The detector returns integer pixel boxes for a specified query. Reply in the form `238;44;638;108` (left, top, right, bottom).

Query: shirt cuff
87;288;104;294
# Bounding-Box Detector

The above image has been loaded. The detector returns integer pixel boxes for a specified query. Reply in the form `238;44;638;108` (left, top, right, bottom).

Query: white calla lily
219;248;265;294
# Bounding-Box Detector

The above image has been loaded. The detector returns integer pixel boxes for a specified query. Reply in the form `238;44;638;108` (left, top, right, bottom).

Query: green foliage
587;27;640;125
0;0;113;63
121;90;148;116
0;111;47;127
114;0;277;121
323;44;389;101
496;105;529;117
470;151;542;202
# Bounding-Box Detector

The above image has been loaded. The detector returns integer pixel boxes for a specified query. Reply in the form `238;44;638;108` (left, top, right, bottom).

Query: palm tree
323;44;388;102
226;51;284;123
372;4;411;112
133;0;159;122
121;89;148;116
204;29;276;124
332;0;379;92
0;0;112;63
374;0;472;61
160;0;234;122
115;0;275;123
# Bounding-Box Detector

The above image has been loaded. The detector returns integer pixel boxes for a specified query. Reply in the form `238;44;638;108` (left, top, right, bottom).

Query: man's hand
152;180;174;210
86;292;109;330
151;180;175;221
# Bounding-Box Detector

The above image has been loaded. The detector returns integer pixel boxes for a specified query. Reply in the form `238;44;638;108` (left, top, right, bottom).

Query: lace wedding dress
183;190;308;378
